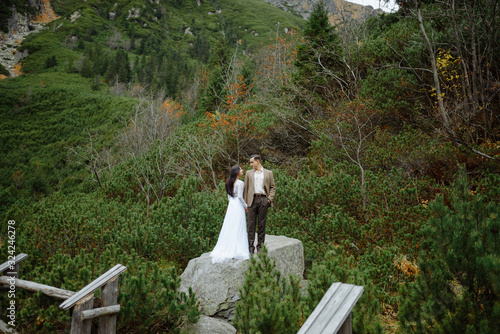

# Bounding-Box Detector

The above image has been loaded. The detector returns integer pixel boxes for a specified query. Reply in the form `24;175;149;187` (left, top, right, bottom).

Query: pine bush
233;246;306;334
398;167;500;333
306;247;383;334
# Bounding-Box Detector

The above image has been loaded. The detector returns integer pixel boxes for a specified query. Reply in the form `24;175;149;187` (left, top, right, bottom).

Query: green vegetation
0;73;136;214
0;63;9;77
0;0;499;333
399;168;500;333
234;246;306;333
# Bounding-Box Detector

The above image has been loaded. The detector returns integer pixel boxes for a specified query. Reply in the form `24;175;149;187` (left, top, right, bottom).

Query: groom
244;154;276;254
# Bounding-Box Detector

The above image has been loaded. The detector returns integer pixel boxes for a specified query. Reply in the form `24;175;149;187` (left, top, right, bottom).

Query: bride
210;165;250;263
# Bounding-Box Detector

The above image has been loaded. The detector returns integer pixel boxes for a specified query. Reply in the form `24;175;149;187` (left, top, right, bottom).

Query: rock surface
262;0;382;24
183;315;237;334
179;234;304;321
0;0;58;78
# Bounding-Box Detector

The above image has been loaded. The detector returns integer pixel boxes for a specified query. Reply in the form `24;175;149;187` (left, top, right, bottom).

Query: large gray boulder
179;234;304;320
183;315;237;334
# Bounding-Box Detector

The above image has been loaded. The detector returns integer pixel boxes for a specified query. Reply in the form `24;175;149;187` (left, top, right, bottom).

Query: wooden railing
297;282;364;334
0;254;126;334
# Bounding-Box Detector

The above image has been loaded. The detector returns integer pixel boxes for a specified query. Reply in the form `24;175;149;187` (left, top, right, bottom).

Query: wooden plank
298;283;364;334
311;283;354;333
98;277;119;334
0;276;75;300
0;319;18;334
322;285;364;333
0;253;28;274
297;282;341;334
70;293;93;334
81;305;120;321
60;264;126;310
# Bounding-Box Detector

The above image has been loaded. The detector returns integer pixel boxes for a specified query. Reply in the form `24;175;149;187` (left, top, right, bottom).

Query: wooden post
13;261;20;279
71;293;94;334
98;277;119;334
338;312;352;334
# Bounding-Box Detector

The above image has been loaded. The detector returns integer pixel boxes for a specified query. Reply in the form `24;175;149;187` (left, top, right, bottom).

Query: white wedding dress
210;179;250;263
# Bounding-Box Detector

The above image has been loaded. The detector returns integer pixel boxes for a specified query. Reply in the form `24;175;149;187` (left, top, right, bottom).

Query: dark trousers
247;195;269;253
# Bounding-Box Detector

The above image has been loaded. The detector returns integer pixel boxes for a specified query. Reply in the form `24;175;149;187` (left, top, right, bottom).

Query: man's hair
249;154;261;162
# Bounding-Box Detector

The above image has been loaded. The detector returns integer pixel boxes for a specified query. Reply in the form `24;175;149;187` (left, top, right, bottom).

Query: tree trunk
416;5;451;132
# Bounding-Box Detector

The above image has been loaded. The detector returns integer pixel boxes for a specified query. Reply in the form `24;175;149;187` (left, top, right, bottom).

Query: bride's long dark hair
225;165;241;197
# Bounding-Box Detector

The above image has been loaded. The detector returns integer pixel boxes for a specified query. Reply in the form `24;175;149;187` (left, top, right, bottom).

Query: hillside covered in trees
0;0;499;333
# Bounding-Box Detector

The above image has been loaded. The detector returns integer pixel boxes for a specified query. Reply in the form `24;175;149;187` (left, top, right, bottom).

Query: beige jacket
243;168;276;207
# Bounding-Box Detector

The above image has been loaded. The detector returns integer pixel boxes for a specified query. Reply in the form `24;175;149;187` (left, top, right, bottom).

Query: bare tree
129;141;177;209
323;103;379;221
179;69;202;116
118;91;184;207
67;129;115;187
173;129;224;189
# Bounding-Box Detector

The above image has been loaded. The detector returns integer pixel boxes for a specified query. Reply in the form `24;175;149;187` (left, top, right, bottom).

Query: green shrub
398;167;500;333
0;62;9;76
306;247;384;334
0;73;136;210
234;246;306;334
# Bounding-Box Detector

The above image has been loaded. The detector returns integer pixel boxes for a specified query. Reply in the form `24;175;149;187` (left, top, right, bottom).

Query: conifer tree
233;246;306;334
199;36;232;111
65;57;75;73
294;1;345;100
105;56;118;83
116;50;131;83
80;55;91;78
209;36;231;69
45;55;57;69
92;42;107;76
398;167;500;333
143;50;158;86
190;32;211;63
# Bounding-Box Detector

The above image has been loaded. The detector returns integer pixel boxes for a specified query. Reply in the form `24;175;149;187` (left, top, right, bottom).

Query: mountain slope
0;0;306;202
262;0;383;24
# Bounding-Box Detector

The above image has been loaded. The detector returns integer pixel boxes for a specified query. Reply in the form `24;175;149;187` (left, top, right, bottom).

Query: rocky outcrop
183;315;237;334
262;0;382;24
263;0;338;18
70;10;81;22
179;235;304;321
127;7;140;20
0;0;58;78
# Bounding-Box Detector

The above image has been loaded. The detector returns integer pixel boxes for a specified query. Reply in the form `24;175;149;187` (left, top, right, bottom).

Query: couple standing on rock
210;154;276;263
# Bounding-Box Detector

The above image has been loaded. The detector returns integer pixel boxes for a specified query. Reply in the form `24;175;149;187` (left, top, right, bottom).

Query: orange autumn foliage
204;75;254;133
32;0;59;24
161;98;185;119
394;255;420;277
224;75;251;111
13;63;22;76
